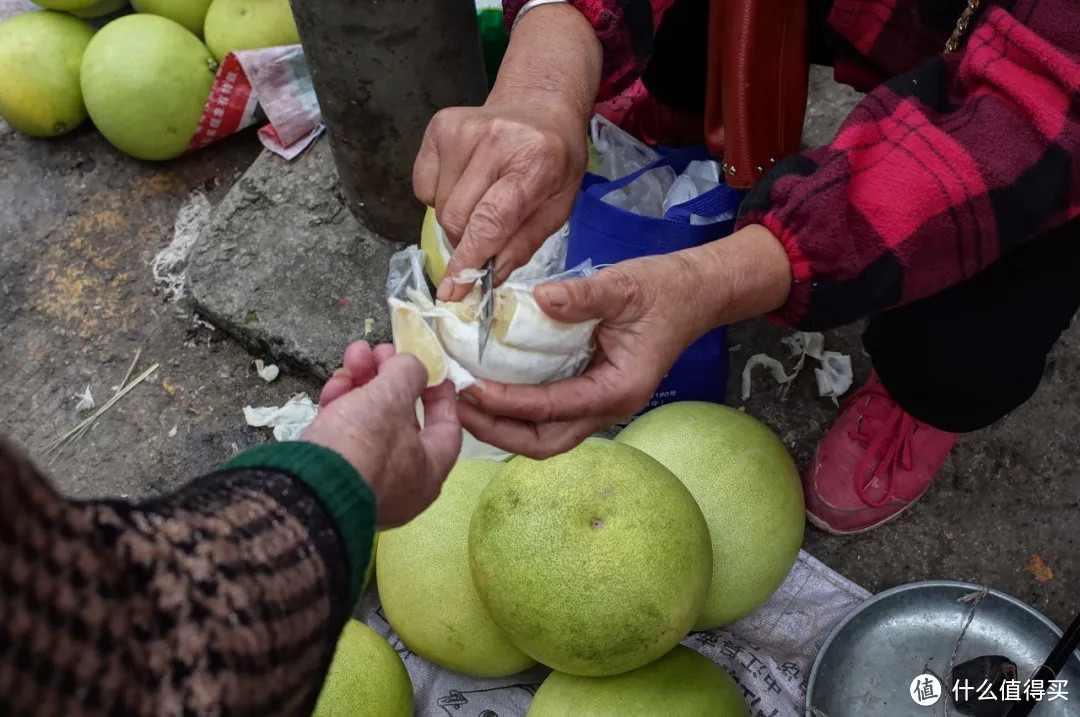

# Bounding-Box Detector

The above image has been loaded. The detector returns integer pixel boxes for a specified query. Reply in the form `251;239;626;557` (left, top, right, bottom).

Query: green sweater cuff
223;441;375;606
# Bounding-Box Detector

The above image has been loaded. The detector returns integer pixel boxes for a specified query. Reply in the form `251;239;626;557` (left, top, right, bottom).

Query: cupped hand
302;342;462;529
456;254;709;459
412;100;588;301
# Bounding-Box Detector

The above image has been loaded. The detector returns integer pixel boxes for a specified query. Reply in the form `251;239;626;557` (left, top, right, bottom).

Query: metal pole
290;0;489;240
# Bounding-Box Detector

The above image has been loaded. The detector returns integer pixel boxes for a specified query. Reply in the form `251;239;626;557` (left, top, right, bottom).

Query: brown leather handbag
705;0;809;189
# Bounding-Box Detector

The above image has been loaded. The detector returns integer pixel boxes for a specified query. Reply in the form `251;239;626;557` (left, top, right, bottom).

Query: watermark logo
911;675;942;706
953;678;1069;703
909;674;1070;708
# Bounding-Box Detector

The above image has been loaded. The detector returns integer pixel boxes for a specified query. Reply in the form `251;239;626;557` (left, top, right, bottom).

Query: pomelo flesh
616;401;805;629
420;206;447;286
203;0;299;62
131;0;213;36
0;11;94;137
80;14;216;160
377;459;535;677
527;646;750;717
469;438;712;676
312;619;413;717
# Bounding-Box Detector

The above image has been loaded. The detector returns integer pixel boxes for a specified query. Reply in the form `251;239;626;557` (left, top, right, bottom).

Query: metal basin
807;581;1080;716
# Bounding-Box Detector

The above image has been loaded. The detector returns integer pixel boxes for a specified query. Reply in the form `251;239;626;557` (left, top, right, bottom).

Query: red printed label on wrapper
188;54;261;151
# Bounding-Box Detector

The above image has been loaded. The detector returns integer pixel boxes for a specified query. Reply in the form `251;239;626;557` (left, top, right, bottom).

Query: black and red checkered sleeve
738;3;1080;330
502;0;674;100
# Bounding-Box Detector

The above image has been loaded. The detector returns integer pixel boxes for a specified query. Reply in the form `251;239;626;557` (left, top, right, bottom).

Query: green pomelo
313;619;413;717
70;0;129;18
616;401;805;629
469;438;712;677
80;14;215;160
378;459;535;677
527;646;750;717
30;0;98;11
203;0;299;62
0;11;94;137
131;0;212;35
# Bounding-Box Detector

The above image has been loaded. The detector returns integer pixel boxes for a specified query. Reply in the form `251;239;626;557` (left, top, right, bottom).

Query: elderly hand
411;3;601;302
303;342;462;529
457;225;793;458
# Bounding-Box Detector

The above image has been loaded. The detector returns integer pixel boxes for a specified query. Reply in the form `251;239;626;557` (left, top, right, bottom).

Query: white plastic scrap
243;394;317;441
254;359;280;383
741;356;795;402
814;353;853;403
741;331;853;405
73;385;95;413
152;191;212;301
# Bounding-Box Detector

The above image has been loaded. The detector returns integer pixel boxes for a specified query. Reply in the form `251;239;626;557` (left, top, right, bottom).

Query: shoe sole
805;497;920;536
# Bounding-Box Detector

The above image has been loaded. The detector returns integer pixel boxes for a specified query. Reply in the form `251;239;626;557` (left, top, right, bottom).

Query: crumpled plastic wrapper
254;359;280;383
244;394;318;441
387;246;599;391
74;385;95;413
742;332;853;404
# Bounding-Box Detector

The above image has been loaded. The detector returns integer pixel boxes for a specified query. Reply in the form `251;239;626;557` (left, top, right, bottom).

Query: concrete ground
0;70;1076;631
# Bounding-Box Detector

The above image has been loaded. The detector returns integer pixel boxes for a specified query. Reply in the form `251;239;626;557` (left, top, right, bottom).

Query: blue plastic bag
566;145;746;410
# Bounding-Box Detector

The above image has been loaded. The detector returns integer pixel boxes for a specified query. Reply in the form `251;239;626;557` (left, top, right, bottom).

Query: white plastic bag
387;246;599;390
588;114;661;180
588;116;734;224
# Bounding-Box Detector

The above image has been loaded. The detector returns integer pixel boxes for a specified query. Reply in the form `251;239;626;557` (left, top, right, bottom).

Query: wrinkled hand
412;101;588;301
302;342;462;529
457;254;709;458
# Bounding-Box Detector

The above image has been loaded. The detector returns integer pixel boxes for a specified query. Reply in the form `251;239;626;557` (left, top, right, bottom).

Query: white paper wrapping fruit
359;550;870;717
387;246;599;390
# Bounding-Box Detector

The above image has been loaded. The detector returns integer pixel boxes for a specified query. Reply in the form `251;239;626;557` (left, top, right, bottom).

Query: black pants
865;218;1080;433
644;0;1080;433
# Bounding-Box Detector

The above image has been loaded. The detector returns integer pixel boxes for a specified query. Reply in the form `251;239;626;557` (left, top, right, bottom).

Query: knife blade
477;257;495;363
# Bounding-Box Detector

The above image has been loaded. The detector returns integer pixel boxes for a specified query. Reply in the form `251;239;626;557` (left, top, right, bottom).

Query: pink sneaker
804;371;960;535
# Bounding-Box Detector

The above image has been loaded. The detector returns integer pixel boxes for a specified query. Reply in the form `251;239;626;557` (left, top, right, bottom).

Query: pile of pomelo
315;401;807;716
0;0;299;158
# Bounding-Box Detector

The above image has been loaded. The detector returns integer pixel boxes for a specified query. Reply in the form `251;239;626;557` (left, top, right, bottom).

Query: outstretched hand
456;254;705;458
303;342;462;529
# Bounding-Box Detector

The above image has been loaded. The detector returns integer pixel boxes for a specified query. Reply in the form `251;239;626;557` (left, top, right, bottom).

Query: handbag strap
704;0;809;190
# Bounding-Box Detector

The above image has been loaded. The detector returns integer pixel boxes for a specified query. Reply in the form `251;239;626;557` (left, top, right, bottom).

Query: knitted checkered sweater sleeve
0;438;375;716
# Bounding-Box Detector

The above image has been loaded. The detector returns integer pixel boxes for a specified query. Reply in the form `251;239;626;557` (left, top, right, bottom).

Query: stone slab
189;139;407;379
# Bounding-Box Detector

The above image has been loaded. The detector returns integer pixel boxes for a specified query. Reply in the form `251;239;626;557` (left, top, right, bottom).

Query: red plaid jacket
504;0;1080;329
